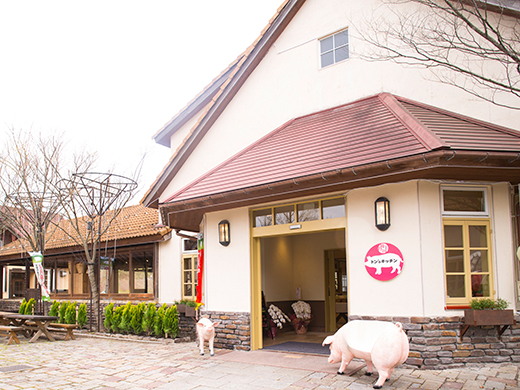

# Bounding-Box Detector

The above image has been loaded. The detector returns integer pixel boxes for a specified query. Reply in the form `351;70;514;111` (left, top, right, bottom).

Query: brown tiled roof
141;0;304;207
0;204;171;258
163;93;520;204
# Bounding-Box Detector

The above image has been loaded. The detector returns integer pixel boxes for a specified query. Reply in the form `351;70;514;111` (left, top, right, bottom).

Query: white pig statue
196;318;221;356
322;320;409;389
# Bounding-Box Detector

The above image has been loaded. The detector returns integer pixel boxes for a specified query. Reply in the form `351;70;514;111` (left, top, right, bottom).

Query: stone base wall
349;314;520;370
200;310;251;351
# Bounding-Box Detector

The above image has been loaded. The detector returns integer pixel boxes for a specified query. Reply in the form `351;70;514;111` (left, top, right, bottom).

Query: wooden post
0;264;3;299
25;261;31;290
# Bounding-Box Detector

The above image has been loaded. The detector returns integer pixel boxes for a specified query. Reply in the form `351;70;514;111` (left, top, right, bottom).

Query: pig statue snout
196;318;221;356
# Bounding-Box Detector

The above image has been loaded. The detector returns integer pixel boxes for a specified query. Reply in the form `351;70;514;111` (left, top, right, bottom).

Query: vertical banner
196;235;204;303
29;251;51;301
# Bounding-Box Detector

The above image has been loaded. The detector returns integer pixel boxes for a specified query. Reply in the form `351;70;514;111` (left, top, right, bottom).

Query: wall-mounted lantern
375;197;390;231
218;220;230;246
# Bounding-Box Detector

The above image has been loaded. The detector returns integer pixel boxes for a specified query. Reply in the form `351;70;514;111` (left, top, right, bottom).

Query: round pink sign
364;242;404;281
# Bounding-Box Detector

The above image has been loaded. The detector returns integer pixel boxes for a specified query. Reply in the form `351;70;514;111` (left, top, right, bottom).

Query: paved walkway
1;335;519;389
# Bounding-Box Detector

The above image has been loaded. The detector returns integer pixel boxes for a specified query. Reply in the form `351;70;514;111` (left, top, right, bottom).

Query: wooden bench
0;325;24;345
47;323;79;341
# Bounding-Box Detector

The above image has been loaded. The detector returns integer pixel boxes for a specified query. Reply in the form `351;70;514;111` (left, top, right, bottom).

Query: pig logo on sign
365;243;404;281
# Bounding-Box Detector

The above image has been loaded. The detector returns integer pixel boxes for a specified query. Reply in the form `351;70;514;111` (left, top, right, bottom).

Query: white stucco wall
157;236;181;304
346;180;516;317
347;181;425;316
204;207;252;312
490;183;516;304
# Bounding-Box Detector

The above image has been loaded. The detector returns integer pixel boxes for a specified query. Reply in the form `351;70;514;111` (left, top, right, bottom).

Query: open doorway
255;229;345;351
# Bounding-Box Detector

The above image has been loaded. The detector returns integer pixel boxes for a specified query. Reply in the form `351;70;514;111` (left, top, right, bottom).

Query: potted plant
185;300;199;317
461;298;515;341
290;300;312;334
175;300;186;314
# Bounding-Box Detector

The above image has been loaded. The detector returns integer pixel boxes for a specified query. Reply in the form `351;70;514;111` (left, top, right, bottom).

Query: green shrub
19;298;27;314
163;305;178;339
104;303;114;332
59;301;69;323
186;300;198;308
112;306;124;333
120;302;133;334
49;300;60;317
142;303;156;335
65;302;77;324
25;298;35;315
470;298;509;310
131;303;145;334
77;303;88;328
154;305;165;337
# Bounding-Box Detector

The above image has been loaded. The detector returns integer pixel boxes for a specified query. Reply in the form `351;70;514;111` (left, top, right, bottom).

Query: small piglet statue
323;320;409;389
196;318;221;356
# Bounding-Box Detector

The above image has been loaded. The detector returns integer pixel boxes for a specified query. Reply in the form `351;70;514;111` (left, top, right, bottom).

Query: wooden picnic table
1;313;59;343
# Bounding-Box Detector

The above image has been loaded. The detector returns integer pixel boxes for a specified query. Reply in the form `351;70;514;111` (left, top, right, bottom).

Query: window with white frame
320;29;349;68
442;187;493;306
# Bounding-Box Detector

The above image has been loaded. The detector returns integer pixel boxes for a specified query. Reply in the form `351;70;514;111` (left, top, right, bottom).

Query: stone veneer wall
349;314;520;370
200;310;251;351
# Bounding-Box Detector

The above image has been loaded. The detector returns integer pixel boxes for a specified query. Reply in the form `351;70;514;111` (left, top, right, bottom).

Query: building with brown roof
0;204;171;301
141;0;520;369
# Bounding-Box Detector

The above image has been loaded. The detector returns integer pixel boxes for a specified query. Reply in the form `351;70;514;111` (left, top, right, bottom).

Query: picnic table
0;312;59;343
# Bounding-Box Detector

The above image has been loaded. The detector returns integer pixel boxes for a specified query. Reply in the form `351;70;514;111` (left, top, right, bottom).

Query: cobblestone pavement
1;335;519;389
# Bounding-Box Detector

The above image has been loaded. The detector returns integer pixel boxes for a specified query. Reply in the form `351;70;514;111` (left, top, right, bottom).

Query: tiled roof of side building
0;204;171;258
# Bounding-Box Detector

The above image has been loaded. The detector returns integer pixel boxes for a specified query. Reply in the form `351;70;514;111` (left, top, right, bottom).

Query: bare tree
0;129;97;301
357;0;520;108
55;172;137;329
0;130;63;254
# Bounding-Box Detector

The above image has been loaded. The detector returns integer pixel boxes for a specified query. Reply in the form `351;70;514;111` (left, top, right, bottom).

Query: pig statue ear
212;321;222;327
197;322;204;328
322;335;334;346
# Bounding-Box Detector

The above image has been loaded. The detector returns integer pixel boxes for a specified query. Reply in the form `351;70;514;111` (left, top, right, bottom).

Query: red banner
196;236;204;303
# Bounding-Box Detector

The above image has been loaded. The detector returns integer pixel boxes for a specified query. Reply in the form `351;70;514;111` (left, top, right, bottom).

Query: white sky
0;0;283;201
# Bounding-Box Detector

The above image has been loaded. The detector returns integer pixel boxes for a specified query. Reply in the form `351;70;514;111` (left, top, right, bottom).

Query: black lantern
375;197;390;231
218;220;230;246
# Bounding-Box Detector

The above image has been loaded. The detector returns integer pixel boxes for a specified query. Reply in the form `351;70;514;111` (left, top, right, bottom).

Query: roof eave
159;149;520;231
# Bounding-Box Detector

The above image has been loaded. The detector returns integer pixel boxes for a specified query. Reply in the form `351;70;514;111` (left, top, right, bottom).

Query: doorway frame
250;218;346;350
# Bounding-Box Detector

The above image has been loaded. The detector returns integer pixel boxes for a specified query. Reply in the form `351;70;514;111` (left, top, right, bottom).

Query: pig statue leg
198;334;205;356
209;336;215;356
365;359;374;376
337;350;354;375
373;368;390;389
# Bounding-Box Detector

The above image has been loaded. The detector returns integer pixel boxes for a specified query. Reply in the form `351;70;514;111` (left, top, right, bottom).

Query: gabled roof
158;93;520;231
0;204;171;261
142;0;306;208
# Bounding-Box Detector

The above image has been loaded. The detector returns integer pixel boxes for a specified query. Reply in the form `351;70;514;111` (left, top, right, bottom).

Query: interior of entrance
260;229;346;348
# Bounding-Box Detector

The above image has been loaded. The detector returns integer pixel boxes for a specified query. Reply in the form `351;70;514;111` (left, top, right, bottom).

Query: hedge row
19;299;87;327
49;300;88;327
104;302;179;339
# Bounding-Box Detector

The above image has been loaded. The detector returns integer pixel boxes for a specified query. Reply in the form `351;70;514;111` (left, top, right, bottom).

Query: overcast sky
0;0;283;201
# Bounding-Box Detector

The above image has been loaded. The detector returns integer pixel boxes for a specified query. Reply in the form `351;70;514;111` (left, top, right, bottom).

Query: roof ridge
378;93;446;150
